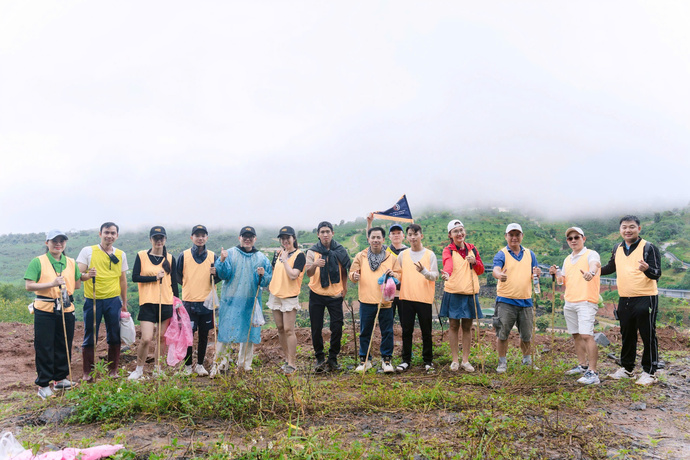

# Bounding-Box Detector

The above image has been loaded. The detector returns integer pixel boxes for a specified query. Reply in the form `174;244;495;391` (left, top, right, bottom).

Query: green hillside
2;207;690;315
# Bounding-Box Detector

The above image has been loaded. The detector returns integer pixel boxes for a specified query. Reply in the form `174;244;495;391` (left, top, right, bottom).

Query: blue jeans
82;296;122;347
359;302;394;360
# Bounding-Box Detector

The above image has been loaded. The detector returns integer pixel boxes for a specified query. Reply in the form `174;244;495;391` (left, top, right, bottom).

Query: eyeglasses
567;235;582;241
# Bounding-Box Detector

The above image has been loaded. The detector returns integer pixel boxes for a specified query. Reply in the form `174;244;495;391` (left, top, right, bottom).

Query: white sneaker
37;386;54;400
496;362;507;374
424;363;435;373
355;361;373;372
183;365;193;375
461;362;475;373
635;372;658;386
450;362;460;371
577;370;600;385
521;356;532;366
53;378;73;390
608;367;634;380
194;364;209;376
565;365;587;375
128;367;144;381
209;363;219;379
382;361;395;373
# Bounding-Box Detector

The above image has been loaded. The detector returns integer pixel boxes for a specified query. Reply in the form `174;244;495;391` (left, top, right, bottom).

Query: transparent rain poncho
215;247;272;344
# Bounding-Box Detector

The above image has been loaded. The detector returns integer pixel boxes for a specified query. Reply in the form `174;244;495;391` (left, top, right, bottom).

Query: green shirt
24;252;80;282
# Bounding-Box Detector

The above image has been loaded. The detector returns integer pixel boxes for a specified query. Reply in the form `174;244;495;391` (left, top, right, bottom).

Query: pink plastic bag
10;443;123;460
164;297;193;366
381;277;396;302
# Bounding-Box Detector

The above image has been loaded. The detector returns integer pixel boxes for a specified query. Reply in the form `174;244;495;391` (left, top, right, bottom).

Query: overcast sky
1;1;689;235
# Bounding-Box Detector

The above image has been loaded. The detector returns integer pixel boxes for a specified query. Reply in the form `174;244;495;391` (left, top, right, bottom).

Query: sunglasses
567;235;582;241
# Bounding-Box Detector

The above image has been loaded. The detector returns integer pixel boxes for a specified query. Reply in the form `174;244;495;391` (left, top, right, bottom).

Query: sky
1;1;689;235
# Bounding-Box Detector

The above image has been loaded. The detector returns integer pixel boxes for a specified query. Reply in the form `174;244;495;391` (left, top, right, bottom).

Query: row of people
24;214;661;398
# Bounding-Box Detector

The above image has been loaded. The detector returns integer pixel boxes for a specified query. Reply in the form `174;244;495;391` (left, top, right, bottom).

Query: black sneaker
314;359;329;373
327;358;340;372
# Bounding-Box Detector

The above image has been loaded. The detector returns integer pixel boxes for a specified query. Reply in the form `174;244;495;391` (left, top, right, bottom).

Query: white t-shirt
76;245;129;272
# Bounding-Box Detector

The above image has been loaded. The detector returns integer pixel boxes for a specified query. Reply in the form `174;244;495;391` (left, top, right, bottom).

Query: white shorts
266;293;301;312
563;301;598;336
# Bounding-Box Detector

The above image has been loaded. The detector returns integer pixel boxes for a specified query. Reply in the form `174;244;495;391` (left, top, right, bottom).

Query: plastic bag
119;311;136;346
251;298;265;327
0;431;26;460
165;297;193;366
381;277;397;302
202;288;219;311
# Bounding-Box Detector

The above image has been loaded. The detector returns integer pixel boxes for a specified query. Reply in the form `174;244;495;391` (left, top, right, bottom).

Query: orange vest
444;250;479;295
563;249;600;303
308;251;344;297
181;248;215;302
35;254;76;313
269;250;305;298
349;249;399;307
398;249;435;304
615;239;658;297
137;250;174;305
496;247;533;300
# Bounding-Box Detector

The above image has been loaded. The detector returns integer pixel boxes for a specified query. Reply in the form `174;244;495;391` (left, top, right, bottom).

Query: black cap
240;226;257;237
317;221;333;232
191;225;208;235
277;226;296;237
150;226;167;238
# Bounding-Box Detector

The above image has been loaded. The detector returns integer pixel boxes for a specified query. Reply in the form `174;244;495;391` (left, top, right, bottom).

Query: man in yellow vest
548;227;601;385
177;225;219;376
306;221;351;373
366;213;408;323
76;222;129;380
492;223;541;373
601;215;662;386
394;224;439;373
349;226;401;373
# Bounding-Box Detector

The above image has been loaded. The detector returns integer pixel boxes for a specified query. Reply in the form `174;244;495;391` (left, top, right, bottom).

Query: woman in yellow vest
129;226;179;380
267;226;306;374
440;220;484;372
24;230;81;399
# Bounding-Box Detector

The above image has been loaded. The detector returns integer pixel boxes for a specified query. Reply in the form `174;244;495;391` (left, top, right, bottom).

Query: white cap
505;223;523;234
447;219;464;233
46;229;68;241
565;227;585;238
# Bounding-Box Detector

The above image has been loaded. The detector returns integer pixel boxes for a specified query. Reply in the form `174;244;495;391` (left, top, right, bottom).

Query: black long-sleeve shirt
600;238;662;281
132;251;179;298
176;245;221;285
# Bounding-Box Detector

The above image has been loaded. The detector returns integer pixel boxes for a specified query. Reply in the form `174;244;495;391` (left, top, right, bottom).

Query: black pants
399;300;433;364
34;308;75;387
390;297;402;324
184;301;214;366
618;295;659;374
308;291;343;361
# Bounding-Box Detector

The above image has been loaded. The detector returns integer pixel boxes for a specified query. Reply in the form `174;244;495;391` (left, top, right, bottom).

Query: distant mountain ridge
2;207;689;289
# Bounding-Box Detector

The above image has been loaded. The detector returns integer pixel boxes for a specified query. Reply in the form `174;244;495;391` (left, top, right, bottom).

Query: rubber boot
81;346;95;382
107;344;121;378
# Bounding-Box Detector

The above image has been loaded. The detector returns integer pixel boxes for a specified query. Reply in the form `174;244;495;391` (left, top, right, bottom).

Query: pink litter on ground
11;444;124;460
164;296;193;366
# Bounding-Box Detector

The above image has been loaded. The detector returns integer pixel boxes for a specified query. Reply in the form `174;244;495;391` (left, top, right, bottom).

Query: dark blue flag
373;195;414;223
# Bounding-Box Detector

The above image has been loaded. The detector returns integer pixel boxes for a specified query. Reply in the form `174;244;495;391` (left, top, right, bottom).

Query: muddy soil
1;322;689;458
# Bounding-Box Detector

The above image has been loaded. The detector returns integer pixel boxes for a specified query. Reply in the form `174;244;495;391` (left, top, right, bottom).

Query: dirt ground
1;322;690;458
